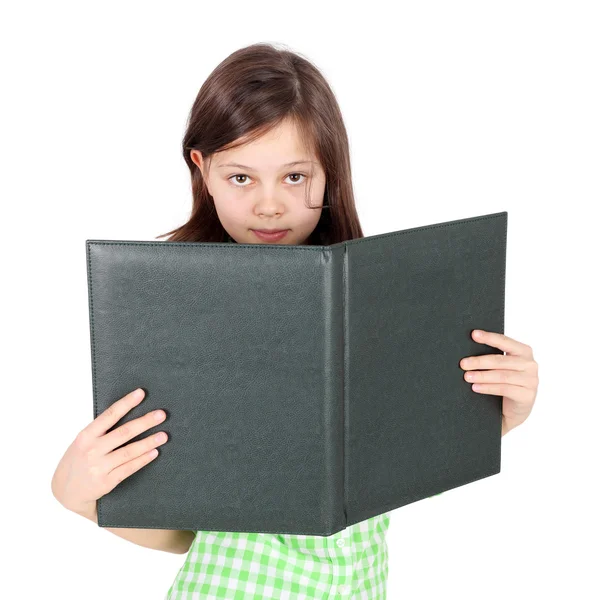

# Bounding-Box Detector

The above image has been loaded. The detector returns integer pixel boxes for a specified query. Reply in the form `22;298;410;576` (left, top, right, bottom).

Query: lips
251;229;289;241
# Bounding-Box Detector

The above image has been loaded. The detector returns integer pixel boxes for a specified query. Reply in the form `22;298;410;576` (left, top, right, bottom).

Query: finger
99;406;167;455
104;429;168;472
463;369;536;387
105;446;161;491
86;388;146;438
460;354;529;371
469;382;532;400
472;330;533;358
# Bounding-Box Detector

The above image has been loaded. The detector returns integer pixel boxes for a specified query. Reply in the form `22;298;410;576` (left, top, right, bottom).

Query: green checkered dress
165;512;391;599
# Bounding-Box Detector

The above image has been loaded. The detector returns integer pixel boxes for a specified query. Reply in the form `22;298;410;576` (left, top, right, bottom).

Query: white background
2;1;599;598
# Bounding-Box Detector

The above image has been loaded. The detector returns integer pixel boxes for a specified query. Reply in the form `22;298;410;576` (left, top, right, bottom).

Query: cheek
211;186;243;218
297;207;323;232
212;202;242;232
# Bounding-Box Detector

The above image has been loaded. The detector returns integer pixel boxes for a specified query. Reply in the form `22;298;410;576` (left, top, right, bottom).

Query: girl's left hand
460;329;539;436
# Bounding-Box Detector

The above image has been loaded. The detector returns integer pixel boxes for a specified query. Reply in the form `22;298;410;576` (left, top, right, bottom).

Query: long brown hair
156;42;364;245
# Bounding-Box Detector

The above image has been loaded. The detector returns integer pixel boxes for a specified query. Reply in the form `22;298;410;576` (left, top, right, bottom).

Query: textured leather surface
85;211;507;535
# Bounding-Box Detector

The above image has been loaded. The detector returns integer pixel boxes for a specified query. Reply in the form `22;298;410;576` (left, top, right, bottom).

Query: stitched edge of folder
498;214;508;444
86;212;507;249
502;213;508;335
86;241;103;525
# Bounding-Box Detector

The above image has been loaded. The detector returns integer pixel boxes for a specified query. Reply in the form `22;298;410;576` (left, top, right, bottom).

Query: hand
51;388;169;520
460;329;539;436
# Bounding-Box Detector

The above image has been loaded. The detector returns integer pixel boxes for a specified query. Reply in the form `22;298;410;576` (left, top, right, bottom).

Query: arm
78;503;196;555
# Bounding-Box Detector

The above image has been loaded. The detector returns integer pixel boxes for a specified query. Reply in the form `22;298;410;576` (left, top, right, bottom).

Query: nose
255;189;285;216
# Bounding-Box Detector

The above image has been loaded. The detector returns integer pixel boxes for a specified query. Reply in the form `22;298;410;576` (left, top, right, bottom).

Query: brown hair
156;42;364;245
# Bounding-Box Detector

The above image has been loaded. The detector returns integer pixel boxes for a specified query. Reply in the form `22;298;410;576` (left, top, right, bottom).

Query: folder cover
85;210;507;535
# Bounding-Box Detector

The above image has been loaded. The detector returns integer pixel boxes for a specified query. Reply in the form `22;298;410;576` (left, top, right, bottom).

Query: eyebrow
217;160;318;171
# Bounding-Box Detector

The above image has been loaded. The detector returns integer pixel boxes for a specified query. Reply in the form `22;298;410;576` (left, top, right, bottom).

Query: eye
228;174;252;187
285;173;306;185
227;173;307;188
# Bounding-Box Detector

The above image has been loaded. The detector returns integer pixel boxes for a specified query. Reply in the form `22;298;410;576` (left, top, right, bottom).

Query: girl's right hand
51;387;168;520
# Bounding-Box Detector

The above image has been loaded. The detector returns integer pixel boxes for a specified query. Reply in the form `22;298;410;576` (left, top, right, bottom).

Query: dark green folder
85;211;507;535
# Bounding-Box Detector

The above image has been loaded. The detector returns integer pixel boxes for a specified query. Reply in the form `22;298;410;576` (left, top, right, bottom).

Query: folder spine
321;246;346;534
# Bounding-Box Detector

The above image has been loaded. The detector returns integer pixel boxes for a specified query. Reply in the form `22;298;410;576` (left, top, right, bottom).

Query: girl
159;42;389;600
51;42;539;600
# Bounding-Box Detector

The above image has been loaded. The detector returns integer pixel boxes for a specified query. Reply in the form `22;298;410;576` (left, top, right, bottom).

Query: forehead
215;120;319;170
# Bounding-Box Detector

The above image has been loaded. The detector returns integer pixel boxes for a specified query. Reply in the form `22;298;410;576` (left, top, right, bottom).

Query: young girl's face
190;119;326;245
